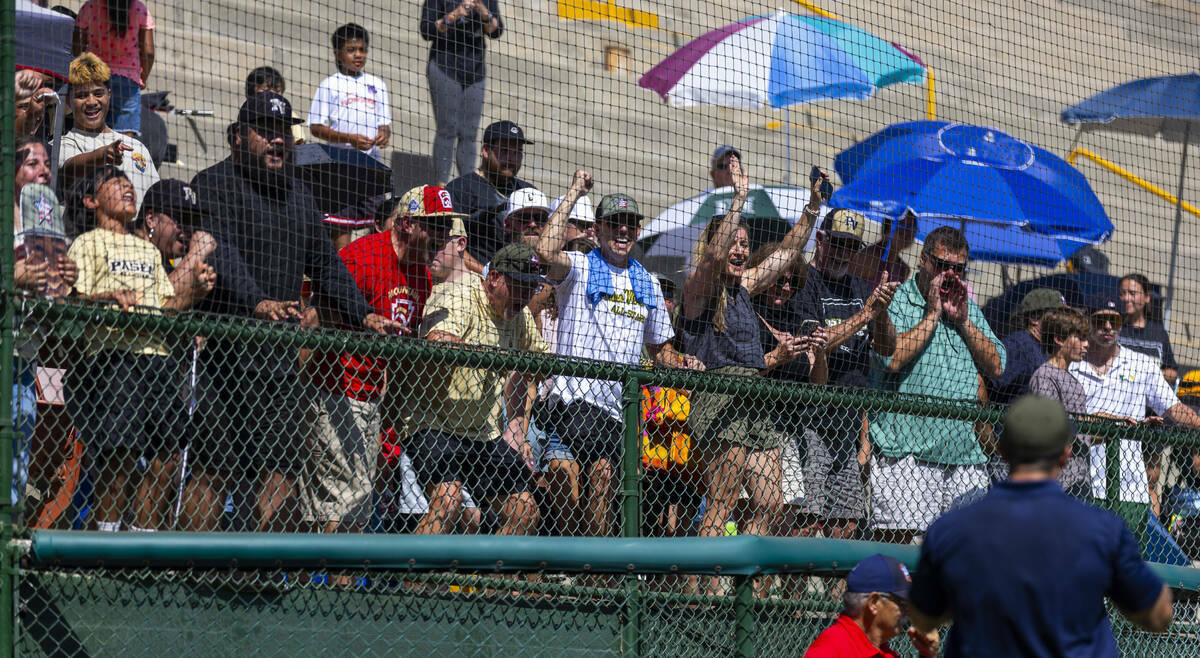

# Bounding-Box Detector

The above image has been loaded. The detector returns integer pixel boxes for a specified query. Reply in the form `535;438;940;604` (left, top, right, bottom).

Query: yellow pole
926;69;936;120
790;0;840;20
1068;148;1200;220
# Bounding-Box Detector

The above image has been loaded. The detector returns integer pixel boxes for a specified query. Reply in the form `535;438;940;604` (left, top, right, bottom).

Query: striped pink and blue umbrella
638;10;926;109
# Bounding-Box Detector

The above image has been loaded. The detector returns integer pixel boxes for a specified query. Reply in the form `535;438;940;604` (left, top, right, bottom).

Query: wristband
803;206;819;216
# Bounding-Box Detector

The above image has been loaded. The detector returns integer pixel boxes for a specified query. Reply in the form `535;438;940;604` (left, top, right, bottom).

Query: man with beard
445;120;533;266
790;208;898;540
185;91;401;532
302;185;460;533
1069;292;1200;542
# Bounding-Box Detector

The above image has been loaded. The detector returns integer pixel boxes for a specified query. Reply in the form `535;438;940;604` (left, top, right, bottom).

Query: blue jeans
12;361;36;508
107;74;142;135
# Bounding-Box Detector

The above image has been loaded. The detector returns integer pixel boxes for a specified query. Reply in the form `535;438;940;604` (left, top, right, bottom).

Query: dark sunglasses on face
926;253;967;276
771;273;804;290
599;215;639;230
1091;313;1122;329
828;239;862;256
512;211;548;226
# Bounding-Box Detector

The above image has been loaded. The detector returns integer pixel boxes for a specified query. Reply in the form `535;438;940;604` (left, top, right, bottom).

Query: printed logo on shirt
391;296;416;327
603;288;647;324
339;96;377;108
108;259;154;277
131;152;147;173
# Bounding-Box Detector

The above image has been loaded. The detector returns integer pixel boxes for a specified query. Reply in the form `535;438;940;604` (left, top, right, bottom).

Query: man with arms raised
534;170;700;536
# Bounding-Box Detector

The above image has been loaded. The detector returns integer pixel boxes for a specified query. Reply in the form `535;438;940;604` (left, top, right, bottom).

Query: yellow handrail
1067;147;1200;220
791;0;935;120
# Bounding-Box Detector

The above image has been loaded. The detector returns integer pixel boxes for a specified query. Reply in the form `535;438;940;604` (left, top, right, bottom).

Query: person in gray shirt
1028;308;1092;496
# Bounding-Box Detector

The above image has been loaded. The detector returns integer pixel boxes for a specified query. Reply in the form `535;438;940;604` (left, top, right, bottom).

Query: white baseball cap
552;194;596;226
504;187;550;221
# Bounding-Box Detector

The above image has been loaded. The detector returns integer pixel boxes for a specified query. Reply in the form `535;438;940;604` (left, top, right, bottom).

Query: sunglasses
599;215;640;230
926;253;967;276
1091;313;1123;329
828;239;862;256
510;211;548;226
770;272;805;291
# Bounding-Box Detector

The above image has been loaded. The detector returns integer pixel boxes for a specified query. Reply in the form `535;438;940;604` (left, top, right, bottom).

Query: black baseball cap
237;91;304;126
1087;291;1122;315
482;120;533;145
142;179;206;228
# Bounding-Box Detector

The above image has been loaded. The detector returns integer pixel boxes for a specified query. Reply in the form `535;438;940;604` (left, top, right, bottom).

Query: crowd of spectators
10;16;1200;564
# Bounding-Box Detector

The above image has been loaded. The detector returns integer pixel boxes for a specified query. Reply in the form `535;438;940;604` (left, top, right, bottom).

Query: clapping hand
866;271;900;315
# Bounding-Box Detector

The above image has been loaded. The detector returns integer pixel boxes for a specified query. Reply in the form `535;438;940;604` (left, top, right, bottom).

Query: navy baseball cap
1087;291;1122;315
237;91;303;126
482;120;533;145
846;554;912;598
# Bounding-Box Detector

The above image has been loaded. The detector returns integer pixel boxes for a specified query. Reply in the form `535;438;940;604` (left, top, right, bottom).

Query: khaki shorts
300;392;382;527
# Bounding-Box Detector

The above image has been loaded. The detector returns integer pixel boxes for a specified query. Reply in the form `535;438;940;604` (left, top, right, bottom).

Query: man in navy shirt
909;395;1173;656
988;288;1066;405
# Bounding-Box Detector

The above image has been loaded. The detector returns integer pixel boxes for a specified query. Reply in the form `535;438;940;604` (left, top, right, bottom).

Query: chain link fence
6;0;1200;652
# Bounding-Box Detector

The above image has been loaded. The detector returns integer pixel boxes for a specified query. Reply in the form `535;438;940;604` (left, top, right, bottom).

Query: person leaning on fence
444;120;533;267
133;179;217;308
745;241;828;539
62;165;190;532
10;180;77;510
789;207;900;541
300;185;456;534
1028;307;1093;497
411;242;548;535
868;226;1005;544
184;91;402;533
57;53;160;215
803;554;938;657
908;396;1174;657
678;154;822;543
1068;292;1200;540
533;171;700;537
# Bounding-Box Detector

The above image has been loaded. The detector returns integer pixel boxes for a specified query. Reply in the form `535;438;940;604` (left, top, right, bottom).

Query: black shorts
192;359;306;476
64;350;187;458
538;399;624;466
407;430;531;500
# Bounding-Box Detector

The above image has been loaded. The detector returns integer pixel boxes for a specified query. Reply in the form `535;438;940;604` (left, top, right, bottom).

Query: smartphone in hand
799;319;821;336
809;166;834;201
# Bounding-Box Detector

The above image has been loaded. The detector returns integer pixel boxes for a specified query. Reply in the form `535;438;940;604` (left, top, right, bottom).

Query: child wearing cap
308;23;391;162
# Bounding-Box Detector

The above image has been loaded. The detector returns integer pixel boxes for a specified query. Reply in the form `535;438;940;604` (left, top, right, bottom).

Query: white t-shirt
1069;347;1179;503
307;71;391;161
58;129;160;212
548;250;673;419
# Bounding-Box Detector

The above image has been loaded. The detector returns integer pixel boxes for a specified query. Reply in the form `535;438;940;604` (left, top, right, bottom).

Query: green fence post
621;373;642;655
0;0;19;653
733;575;756;657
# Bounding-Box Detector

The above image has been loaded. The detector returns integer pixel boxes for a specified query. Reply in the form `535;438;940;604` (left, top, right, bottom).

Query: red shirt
317;231;431;400
804;614;899;658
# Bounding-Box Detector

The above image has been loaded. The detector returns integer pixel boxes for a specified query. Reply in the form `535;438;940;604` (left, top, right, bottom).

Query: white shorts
394;450;476;516
870;455;988;532
781;433;805;505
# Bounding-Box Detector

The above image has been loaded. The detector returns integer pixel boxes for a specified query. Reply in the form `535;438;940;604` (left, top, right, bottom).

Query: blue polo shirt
909;480;1163;657
989;330;1047;405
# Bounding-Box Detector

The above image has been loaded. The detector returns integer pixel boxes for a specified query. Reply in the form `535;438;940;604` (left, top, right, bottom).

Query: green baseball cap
1020;288;1066;315
490;242;546;284
596;193;644;223
1001;396;1073;463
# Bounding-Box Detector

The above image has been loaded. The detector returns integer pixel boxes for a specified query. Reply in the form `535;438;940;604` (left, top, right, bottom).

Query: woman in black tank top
679;156;825;549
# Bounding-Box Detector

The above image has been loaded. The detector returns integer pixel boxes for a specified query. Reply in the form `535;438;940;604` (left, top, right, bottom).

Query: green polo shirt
869;277;1006;466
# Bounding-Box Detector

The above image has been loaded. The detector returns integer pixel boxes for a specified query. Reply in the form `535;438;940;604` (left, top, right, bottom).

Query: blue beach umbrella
830;121;1113;266
1062;73;1200;324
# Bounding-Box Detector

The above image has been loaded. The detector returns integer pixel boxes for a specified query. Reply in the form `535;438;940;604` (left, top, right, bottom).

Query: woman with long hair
679;156;824;549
